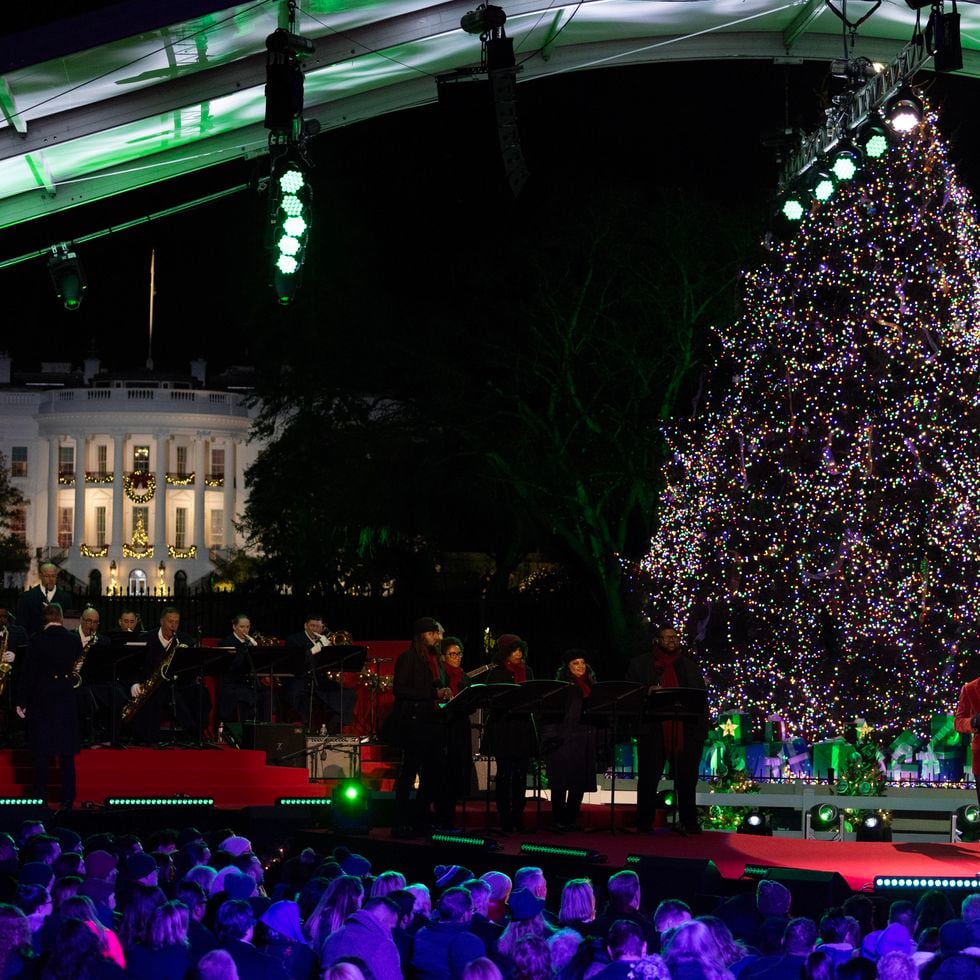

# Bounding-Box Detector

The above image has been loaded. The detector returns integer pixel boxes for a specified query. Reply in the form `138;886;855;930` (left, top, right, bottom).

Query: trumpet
0;626;10;698
71;632;98;689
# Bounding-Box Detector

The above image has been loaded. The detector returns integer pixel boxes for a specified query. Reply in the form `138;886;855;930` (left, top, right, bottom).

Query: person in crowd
915;891;956;942
654;899;692;943
195;948;241;980
877;950;919;980
283;614;343;731
481;872;512;925
0;903;35;978
483;634;537;833
214;899;288;980
497;889;557;970
176;880;218;961
320;895;401;978
405;883;433;932
369;871;406;900
15;604;81;809
387;889;417;974
698;916;748;971
412;886;486;979
124;900;192;979
511;935;552;979
661;919;731;980
465;878;505;951
256;900;317;979
117;883;165;952
125;607;211;744
218;614;261;724
734;916;818;980
389;617;450;838
559;878;597;937
16;562;73;638
40;917;126;979
13;883;52;954
800;950;836;980
592;871;658;950
541;650;598;832
626;624;709;835
590;919;651;978
860;901;916;961
462;958;505;980
438;635;477;829
817;907;856;967
305;875;364;952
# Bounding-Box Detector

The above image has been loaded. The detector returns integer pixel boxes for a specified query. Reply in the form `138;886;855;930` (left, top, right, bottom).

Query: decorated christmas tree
646;105;980;740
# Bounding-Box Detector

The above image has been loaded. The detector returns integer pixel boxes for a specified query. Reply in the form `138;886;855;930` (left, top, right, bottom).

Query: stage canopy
1;0;979;230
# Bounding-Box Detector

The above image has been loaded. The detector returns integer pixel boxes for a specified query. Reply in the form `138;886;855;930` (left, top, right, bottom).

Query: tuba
0;626;9;698
121;637;186;723
72;632;98;689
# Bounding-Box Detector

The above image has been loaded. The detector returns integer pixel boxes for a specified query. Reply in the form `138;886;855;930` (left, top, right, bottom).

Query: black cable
515;0;585;67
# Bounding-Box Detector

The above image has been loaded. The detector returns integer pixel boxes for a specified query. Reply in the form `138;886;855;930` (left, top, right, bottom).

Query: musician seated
218;614;260;723
0;605;29;742
70;607;122;745
283;615;344;732
125;607;212;744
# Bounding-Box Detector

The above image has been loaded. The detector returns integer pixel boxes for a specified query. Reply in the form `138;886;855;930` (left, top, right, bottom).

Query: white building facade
0;355;263;595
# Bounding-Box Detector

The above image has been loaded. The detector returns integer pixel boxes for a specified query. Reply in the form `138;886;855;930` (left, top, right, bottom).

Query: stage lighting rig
268;146;313;306
47;243;86;311
461;4;507;35
885;85;923;134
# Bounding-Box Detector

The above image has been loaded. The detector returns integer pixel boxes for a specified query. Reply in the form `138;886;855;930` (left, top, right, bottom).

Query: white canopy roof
1;0;978;230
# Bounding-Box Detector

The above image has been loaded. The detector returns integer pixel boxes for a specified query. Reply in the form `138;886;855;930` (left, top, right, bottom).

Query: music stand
252;646;296;723
510;680;572;831
311;645;368;734
643;686;709;832
581;681;647;833
172;648;229;749
110;640;147;748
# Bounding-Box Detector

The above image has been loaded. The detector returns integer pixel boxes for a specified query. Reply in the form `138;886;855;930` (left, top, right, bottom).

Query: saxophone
72;632;98;689
121;636;186;723
0;626;10;698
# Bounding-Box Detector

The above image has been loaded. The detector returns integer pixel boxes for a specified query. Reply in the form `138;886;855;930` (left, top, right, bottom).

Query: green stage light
0;798;45;806
277;797;331;806
810;170;836;202
782;197;805;221
330;780;370;834
875;876;980;891
431;833;502;850
519;842;604;862
269;149;313;305
954;804;980;842
656;790;675;811
808;802;840;835
858;123;890;160
105;797;213;807
829;145;862;182
47;244;87;311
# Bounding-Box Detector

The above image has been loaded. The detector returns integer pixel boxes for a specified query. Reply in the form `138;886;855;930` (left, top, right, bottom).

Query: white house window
96;444;108;476
10;506;26;542
210;447;225;478
132;506;149;537
128;569;147;595
210;509;224;547
176;446;188;476
133;445;149;473
95;506;107;548
58;445;75;477
175;507;188;548
11;447;27;477
57;506;73;549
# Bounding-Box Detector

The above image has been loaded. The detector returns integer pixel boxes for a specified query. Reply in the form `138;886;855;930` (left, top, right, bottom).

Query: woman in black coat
482;633;537;832
541;649;597;831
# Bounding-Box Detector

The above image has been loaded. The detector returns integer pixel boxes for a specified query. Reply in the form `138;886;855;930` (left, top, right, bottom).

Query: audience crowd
0;820;978;979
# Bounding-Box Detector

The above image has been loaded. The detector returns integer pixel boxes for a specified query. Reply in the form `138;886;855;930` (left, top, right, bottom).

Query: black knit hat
413;617;442;635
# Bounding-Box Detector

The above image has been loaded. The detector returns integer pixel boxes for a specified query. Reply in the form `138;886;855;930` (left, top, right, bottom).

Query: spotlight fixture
330;778;371;834
856;811;892;842
460;3;507;35
47;244;87;311
829;143;862;182
856;122;890;161
953;804;980;842
655;789;676;812
268;148;313;305
808;168;837;203
738;810;773;836
807;802;841;837
885;86;923;135
777;189;808;223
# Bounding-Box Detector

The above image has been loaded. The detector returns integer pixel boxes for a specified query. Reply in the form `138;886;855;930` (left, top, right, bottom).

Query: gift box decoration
811;738;858;780
614;740;637;776
888;730;922;763
930;714;964;749
764;715;788;742
745;742;785;780
781;737;812;776
717;712;752;745
918;745;940;782
885;762;920;781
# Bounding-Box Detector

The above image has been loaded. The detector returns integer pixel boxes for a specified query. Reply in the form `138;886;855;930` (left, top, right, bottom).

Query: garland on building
122;514;154;558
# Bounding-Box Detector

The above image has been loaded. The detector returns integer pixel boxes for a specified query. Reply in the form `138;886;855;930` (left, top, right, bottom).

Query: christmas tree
646;105;980;740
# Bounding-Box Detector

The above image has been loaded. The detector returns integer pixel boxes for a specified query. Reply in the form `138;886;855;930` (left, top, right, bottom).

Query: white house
0;353;264;595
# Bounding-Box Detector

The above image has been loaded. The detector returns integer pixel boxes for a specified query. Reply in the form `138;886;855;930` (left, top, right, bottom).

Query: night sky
2;53;980;374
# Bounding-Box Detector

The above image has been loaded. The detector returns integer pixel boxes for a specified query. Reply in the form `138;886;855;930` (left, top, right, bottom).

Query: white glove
311;641;324;655
1;651;14;664
130;683;142;697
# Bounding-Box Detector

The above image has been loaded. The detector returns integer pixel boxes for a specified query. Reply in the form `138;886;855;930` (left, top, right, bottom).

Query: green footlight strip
105;797;213;806
277;797;331;806
519;843;604;862
430;833;501;850
875;876;980;891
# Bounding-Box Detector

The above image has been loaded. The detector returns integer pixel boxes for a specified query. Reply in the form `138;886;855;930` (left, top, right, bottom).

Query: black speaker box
630;856;723;911
764;868;851;918
241;723;306;767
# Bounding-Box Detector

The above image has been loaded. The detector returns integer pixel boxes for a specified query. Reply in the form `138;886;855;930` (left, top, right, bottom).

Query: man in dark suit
70;606;120;744
15;603;81;808
283;614;342;731
16;562;73;637
126;606;211;744
217;614;259;723
625;625;709;835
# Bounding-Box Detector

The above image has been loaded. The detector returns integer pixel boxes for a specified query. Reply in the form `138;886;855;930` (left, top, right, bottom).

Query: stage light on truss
857;122;890;160
47;244;87;311
519;842;605;863
330;779;371;834
777;189;808;223
808;169;836;203
268;149;313;305
460;4;507;34
738;810;773;836
829;143;862;182
431;832;502;851
856;811;892;842
952;804;980;842
885;86;923;135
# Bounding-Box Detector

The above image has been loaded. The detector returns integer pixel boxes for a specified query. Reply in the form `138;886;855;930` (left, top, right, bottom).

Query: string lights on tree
646;102;980;741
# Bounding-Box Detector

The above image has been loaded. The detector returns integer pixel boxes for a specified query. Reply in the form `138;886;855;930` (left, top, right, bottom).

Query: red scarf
425;649;442;683
572;673;591;698
504;660;527;684
654;648;683;752
444;662;464;695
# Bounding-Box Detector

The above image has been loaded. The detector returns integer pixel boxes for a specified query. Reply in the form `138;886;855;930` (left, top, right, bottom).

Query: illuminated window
175;508;188;549
210;448;225;478
95;507;107;548
57;507;73;549
10;506;26;542
11;447;27;477
133;445;149;473
58;445;75;477
176;446;188;476
96;444;107;476
132;506;148;537
210;509;224;547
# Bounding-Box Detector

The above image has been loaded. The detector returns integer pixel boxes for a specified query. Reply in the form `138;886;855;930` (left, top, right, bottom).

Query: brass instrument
121;637;187;724
251;632;281;647
0;626;10;698
325;630;353;646
71;632;98;689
